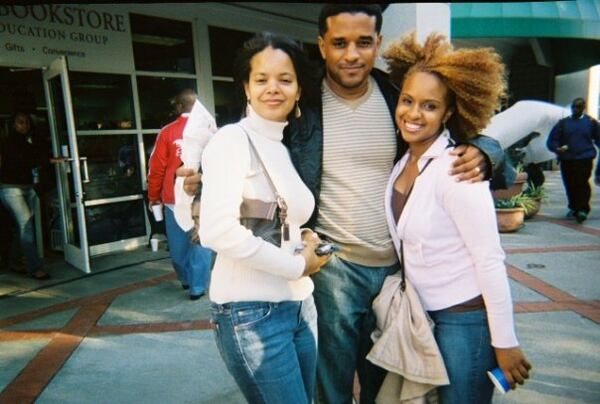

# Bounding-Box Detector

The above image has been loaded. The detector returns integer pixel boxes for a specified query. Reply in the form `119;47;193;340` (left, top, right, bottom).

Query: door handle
80;157;90;183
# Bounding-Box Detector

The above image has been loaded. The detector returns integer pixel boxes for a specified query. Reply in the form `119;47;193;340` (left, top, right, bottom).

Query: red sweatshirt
147;115;188;205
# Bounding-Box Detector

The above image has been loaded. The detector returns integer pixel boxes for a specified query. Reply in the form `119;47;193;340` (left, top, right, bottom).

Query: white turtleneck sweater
200;107;315;304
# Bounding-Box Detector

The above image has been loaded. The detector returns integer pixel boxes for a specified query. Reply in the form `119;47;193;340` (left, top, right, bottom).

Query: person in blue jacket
547;97;600;223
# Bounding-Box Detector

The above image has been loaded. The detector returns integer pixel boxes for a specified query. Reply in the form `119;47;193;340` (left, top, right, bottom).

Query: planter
495;207;525;233
492;172;528;200
524;198;542;219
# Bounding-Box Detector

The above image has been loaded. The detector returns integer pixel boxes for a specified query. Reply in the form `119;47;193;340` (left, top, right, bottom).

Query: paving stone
507;252;600;300
37;330;244;404
0;339;50;392
494;312;600;404
6;308;79;331
98;280;210;326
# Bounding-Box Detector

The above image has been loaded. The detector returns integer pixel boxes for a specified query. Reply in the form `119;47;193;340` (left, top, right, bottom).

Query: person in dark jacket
0;111;50;279
547;97;600;223
283;4;507;404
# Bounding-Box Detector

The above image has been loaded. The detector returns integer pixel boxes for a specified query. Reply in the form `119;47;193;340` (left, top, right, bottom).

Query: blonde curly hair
383;32;507;141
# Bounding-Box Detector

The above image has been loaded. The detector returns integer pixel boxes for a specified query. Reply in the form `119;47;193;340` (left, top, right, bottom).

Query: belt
437;295;485;313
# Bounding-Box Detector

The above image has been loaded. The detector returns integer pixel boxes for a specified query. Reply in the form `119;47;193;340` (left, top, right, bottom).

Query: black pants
560;158;593;213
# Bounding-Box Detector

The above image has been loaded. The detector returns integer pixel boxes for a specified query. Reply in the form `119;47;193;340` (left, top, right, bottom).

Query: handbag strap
237;124;290;241
399;157;434;291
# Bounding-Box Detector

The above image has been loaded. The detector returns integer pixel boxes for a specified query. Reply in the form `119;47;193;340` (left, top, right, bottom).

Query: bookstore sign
0;4;133;72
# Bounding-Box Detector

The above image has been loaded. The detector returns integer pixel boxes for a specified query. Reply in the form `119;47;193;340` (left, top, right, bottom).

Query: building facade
0;3;325;272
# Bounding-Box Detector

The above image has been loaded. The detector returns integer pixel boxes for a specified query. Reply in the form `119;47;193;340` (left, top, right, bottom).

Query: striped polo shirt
316;77;398;267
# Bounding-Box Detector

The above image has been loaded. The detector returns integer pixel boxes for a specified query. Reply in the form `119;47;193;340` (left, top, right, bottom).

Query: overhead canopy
451;1;600;39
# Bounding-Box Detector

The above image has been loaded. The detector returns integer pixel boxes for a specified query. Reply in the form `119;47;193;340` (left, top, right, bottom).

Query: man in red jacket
147;89;213;300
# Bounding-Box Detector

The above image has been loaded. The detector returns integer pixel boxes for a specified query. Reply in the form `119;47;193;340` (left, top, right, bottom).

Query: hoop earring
295;100;302;118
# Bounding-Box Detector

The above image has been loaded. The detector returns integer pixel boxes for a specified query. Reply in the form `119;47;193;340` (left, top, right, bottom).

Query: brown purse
238;125;290;247
190;125;291;247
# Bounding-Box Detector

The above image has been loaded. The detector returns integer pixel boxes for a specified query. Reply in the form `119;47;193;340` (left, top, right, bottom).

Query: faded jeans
164;206;213;296
312;255;399;404
0;185;43;274
210;296;318;404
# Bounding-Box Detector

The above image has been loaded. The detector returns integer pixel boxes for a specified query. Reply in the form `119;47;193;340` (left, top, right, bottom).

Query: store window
70;72;135;131
209;26;253;78
212;81;243;128
77;134;142;200
137;76;197;129
86;200;146;246
130;13;196;74
143;133;158;166
208;26;253;127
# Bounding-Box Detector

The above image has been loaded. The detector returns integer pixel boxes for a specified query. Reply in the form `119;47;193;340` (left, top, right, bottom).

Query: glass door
44;57;150;273
43;57;91;273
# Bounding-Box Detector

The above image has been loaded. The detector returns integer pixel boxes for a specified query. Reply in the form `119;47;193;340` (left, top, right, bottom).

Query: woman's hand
494;346;532;389
449;144;487;182
299;229;330;277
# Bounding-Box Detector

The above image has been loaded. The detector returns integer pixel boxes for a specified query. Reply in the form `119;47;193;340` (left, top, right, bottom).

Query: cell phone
315;242;339;256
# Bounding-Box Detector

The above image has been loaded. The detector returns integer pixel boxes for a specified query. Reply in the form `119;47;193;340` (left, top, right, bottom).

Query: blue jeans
210;296;318;404
428;308;497;404
164;206;213;296
312;255;399;404
0;186;43;274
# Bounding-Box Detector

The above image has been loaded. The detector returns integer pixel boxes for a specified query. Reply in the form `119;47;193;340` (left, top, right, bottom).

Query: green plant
522;184;548;202
515;162;526;173
494;196;521;209
494;193;538;215
516;194;539;216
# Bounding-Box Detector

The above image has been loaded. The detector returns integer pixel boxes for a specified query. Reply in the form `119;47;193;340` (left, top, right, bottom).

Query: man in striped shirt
284;4;506;404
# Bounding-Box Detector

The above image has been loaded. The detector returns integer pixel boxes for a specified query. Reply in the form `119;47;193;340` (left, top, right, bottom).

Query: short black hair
318;4;383;37
9;110;34;136
572;97;585;107
232;32;319;113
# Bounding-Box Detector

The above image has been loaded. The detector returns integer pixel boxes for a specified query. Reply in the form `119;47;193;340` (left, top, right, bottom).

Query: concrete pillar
376;3;450;71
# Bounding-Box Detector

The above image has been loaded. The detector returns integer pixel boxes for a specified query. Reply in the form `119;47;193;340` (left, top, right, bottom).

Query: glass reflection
70;207;80;248
208;26;253;78
131;13;195;74
143;133;158;166
137;76;196;129
77;135;141;200
86;199;146;246
213;81;243;127
70;72;135;131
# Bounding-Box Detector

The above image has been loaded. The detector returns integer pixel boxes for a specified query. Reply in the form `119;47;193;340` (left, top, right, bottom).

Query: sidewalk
1;170;599;403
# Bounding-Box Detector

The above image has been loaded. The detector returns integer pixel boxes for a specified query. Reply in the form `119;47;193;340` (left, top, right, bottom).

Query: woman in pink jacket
382;33;532;403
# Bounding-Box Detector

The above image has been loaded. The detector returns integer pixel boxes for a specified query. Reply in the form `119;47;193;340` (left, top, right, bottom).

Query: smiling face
318;12;381;99
243;46;300;122
396;71;454;152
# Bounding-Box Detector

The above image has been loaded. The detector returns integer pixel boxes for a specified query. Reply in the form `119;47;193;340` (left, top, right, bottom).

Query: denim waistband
211;300;303;314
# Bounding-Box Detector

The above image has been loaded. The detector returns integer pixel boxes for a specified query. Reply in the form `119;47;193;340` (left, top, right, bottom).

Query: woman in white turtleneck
199;33;328;404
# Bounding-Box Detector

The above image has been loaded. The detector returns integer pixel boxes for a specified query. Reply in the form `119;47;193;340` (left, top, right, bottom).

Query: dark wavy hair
318;4;382;36
232;32;319;115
